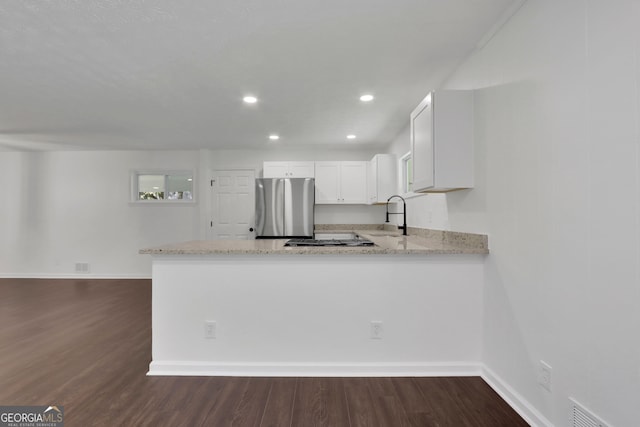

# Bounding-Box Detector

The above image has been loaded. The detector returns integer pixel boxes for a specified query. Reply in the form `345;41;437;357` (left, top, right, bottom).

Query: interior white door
210;170;256;240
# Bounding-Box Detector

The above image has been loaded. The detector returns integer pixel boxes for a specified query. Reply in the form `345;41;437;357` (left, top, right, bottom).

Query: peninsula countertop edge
139;226;489;256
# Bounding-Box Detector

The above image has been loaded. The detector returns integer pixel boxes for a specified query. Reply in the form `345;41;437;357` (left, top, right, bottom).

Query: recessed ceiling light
359;94;374;102
346;134;357;140
243;96;258;104
268;134;280;141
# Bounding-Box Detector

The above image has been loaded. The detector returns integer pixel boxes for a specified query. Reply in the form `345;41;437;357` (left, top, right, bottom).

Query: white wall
0;147;387;277
0;150;202;277
445;1;640;425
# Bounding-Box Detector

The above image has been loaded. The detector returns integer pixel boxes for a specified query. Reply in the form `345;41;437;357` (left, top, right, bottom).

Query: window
401;152;413;194
132;171;194;202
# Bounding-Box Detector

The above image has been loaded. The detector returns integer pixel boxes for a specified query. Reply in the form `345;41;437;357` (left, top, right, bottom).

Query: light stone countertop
140;225;489;256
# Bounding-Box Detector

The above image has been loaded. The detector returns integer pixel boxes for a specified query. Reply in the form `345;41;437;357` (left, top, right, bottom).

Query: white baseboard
0;273;151;279
147;361;483;377
481;365;553;427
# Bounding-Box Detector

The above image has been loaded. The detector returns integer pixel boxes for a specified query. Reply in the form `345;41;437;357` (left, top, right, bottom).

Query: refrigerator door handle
303;178;314;235
255;180;266;236
275;179;285;236
283;178;294;236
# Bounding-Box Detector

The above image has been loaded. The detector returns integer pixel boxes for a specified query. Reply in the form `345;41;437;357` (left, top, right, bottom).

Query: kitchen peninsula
140;226;488;377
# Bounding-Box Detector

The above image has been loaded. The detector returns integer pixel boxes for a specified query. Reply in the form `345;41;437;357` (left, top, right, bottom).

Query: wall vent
569;398;609;427
75;263;90;274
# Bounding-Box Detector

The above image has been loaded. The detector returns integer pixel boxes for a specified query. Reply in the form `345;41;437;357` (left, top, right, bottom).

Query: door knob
249;227;254;232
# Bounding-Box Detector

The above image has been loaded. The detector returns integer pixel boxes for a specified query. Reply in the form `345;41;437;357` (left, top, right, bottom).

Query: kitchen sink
284;238;374;247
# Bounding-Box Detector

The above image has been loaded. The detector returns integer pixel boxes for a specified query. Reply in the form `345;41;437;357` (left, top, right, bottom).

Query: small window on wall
401;152;413;194
132;171;194;202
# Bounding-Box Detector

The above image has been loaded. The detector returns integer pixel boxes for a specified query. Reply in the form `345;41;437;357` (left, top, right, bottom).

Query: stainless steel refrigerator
255;178;315;238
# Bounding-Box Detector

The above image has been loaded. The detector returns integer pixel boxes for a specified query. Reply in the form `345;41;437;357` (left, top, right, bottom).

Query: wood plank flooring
0;279;528;426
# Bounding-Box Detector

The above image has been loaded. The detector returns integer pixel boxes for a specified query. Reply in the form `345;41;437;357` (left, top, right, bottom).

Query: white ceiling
0;0;519;151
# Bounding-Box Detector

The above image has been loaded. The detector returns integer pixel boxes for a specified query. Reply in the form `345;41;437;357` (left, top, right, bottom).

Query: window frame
130;170;196;204
400;151;421;199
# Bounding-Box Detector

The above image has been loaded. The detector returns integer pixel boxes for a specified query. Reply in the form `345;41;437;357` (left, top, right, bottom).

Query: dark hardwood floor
0;279;528;426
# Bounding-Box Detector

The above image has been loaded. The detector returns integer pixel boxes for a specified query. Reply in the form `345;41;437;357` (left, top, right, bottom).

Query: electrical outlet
370;321;383;339
204;321;216;339
538;360;552;392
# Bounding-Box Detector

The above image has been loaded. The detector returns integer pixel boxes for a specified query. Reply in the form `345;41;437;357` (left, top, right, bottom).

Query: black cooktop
284;238;375;247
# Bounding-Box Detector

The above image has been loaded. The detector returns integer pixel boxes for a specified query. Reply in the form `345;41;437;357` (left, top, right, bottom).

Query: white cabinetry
315;161;368;204
368;154;398;204
411;90;474;192
340;162;368;203
314;162;340;203
263;161;315;178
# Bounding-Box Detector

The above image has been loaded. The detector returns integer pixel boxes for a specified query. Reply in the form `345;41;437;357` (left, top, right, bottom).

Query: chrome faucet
385;195;407;235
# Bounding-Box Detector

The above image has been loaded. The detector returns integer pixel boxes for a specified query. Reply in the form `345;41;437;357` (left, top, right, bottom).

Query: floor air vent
570;398;609;427
75;263;90;274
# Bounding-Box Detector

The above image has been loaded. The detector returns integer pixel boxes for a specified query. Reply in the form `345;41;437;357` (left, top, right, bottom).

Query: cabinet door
411;91;474;192
340;161;368;204
263;162;289;178
368;156;378;204
314;162;340;203
411;94;434;191
373;154;398;203
432;91;474;190
288;161;315;178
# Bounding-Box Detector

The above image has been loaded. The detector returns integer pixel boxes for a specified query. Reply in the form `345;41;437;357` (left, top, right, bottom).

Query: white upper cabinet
411;90;474;192
315;162;341;203
315;161;368;204
368;154;398;204
263;161;315;178
340;162;368;203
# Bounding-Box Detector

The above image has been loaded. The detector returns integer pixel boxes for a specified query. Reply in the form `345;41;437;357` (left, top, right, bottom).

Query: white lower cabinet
315;161;368;204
